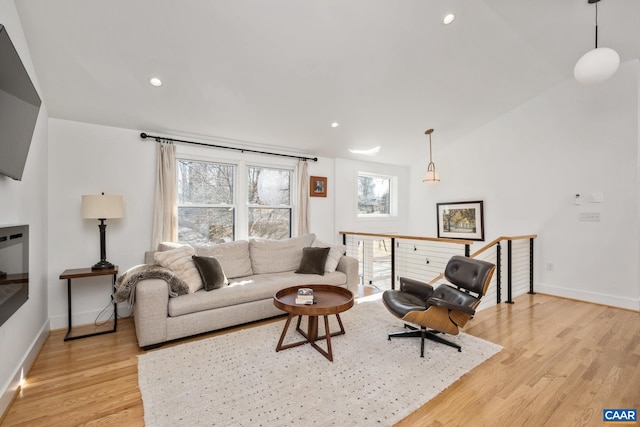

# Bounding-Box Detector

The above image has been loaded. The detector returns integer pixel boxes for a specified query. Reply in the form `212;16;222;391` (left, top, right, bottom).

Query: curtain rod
140;132;318;162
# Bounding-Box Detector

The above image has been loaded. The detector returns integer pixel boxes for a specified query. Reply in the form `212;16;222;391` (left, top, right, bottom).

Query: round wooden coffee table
273;284;354;361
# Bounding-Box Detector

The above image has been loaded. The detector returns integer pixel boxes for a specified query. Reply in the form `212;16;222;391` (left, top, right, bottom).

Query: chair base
388;323;462;357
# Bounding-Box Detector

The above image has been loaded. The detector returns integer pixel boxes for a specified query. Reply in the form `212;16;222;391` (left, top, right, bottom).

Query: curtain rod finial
140;132;148;139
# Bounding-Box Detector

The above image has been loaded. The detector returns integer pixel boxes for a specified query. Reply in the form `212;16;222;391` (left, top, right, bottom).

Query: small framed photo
437;200;484;241
310;176;327;197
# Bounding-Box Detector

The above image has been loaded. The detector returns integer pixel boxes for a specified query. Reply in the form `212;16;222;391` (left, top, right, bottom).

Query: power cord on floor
94;295;117;327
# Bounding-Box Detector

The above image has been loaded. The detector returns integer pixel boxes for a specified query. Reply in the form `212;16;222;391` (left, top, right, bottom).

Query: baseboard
535;283;640;311
48;306;133;330
0;320;50;419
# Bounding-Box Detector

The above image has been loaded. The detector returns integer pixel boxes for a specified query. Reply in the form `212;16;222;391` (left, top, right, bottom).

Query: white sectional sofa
129;234;358;348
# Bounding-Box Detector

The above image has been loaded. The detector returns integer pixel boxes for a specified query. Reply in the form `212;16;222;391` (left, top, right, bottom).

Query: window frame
356;171;398;218
246;164;294;239
176;153;297;243
176;158;238;243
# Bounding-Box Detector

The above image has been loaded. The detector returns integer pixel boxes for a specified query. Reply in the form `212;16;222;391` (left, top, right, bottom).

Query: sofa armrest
133;278;169;348
336;255;358;295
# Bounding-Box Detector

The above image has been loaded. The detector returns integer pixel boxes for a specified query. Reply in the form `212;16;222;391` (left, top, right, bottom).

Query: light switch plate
591;192;604;203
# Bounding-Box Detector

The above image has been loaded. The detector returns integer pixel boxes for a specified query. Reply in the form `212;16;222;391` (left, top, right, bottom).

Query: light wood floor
1;292;638;426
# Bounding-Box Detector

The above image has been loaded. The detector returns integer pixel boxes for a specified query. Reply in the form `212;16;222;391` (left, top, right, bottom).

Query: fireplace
0;224;29;327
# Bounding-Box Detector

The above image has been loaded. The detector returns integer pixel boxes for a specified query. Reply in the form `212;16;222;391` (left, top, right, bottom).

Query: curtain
151;141;177;249
297;160;310;236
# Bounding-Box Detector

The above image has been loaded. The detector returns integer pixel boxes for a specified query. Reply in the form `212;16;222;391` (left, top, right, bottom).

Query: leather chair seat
430;285;480;309
382;290;427;318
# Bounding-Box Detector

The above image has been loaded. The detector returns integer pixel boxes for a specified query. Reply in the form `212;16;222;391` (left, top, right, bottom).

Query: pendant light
422;129;440;183
574;0;619;85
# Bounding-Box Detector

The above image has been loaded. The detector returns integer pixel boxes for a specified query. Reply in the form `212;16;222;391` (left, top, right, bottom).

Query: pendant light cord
594;1;599;48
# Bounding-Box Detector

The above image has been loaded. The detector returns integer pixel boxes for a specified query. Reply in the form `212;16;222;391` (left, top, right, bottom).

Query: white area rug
138;297;502;426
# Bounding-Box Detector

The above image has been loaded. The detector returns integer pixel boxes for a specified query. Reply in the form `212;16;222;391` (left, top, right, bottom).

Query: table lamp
82;193;124;270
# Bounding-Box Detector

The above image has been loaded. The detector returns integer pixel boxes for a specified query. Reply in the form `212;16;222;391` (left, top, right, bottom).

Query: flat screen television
0;23;41;181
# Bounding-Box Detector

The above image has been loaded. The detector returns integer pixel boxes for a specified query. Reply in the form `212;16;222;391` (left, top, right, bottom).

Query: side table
60;266;118;341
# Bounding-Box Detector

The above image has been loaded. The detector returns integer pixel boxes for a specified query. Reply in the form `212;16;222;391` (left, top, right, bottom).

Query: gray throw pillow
192;255;228;291
295;247;330;275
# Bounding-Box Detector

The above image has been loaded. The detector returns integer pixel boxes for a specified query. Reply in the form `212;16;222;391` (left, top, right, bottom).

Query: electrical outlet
579;212;601;222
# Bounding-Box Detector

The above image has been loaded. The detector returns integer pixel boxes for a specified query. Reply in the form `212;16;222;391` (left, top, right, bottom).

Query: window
177;160;236;244
248;166;292;239
177;159;294;243
358;173;394;216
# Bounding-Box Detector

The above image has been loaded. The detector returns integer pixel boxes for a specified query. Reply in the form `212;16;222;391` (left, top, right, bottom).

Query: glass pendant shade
422;162;440;183
574;47;620;85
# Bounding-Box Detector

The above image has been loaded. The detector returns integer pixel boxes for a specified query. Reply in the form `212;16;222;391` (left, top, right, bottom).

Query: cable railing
339;231;537;310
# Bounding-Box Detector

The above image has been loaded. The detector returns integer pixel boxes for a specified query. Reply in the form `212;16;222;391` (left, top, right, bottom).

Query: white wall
47;120;156;328
408;60;640;311
0;0;49;415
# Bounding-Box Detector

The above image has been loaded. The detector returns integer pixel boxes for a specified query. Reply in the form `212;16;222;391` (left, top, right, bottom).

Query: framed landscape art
437;200;484;241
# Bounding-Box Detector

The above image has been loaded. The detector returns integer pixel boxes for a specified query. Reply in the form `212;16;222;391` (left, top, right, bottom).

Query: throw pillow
192;255;228;291
153;245;203;293
312;239;347;273
295;246;330;275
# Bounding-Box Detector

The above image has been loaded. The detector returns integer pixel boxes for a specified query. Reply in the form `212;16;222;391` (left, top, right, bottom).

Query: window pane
177;160;234;205
358;175;390;215
248;207;291;239
178;207;234;244
248;166;291;206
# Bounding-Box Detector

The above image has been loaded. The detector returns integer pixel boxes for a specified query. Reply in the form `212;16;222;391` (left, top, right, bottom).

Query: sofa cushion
195;240;253;279
168;270;348;317
295;247;330;275
192;256;228;291
249;234;315;274
154;245;203;293
312;239;347;273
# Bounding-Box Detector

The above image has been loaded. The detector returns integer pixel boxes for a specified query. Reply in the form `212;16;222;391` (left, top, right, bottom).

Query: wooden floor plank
1;292;638;426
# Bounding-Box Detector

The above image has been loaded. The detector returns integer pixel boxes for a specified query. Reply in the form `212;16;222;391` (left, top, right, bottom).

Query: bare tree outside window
358;174;390;215
248;166;292;239
177;160;235;243
176;160;294;243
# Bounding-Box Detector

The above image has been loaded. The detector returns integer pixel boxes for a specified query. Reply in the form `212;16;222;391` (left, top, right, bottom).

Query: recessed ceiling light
443;13;456;25
348;146;380;156
331;122;340;128
149;77;163;87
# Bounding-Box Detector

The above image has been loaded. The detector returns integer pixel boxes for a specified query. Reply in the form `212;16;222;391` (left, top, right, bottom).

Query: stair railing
339;231;536;307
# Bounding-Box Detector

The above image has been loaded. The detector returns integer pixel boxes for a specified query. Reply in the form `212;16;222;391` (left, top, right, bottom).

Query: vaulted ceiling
14;0;640;165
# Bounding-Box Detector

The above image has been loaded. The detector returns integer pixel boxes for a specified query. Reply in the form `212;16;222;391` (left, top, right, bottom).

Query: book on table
296;288;315;304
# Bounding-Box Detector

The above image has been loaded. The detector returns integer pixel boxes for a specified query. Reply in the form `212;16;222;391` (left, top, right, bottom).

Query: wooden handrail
338;231;473;246
470;234;538;258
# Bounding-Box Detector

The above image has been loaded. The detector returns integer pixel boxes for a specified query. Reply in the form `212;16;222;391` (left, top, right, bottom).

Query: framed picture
437;200;484;241
310;176;327;197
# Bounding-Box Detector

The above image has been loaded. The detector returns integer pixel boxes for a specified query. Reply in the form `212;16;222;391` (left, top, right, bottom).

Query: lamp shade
82;194;124;219
574;47;620;85
422;169;440;183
